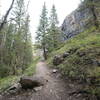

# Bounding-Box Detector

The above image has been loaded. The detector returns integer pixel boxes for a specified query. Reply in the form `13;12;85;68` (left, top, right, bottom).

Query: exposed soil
1;61;86;100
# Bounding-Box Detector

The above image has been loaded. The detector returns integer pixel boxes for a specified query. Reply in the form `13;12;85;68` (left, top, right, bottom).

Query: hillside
47;1;100;98
47;27;100;99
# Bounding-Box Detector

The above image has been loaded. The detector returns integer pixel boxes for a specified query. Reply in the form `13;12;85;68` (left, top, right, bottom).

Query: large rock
61;0;100;40
19;76;45;89
8;83;21;91
62;52;69;58
53;55;64;65
77;51;86;57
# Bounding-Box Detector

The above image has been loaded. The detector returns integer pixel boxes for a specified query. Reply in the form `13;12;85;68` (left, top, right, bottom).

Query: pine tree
50;5;59;26
11;0;33;74
36;3;48;60
22;14;33;73
48;4;63;51
10;0;26;74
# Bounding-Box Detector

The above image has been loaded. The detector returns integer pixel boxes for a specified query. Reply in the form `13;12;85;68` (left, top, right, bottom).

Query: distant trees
48;5;63;51
0;0;33;77
36;3;48;60
36;4;63;59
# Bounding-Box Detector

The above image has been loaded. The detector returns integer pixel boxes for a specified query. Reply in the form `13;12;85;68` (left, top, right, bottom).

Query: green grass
48;27;100;63
23;57;40;76
0;57;40;93
50;27;100;55
0;76;19;93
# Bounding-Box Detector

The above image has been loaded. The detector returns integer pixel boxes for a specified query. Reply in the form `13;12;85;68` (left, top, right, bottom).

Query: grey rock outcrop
61;0;100;39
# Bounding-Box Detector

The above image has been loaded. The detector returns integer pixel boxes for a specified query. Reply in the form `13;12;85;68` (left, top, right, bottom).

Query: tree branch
0;0;15;31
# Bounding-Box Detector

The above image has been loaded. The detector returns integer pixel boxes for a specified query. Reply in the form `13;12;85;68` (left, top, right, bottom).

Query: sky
0;0;80;43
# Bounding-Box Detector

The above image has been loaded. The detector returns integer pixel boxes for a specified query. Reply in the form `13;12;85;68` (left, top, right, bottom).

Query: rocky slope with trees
61;0;100;39
47;0;100;99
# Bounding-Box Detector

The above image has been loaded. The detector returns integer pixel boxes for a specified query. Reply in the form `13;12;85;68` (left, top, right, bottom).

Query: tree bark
43;45;47;60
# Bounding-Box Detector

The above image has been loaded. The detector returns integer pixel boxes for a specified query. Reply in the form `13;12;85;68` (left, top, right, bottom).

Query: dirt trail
1;61;85;100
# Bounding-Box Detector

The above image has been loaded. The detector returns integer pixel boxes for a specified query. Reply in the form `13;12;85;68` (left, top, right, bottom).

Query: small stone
62;52;69;58
34;86;43;92
76;93;81;97
9;90;16;94
52;69;58;73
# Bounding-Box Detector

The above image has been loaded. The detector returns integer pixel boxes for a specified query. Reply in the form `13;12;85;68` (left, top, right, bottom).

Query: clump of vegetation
0;57;39;93
23;57;40;76
0;76;19;93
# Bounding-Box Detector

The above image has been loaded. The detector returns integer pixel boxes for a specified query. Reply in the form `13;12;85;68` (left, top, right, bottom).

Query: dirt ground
1;62;86;100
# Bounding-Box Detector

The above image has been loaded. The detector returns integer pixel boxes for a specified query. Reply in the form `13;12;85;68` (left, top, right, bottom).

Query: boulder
3;83;21;95
77;51;86;57
53;55;64;65
93;60;100;66
62;52;69;58
19;76;45;89
8;83;21;91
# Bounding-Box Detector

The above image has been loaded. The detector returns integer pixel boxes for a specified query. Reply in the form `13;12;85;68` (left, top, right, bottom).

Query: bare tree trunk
43;45;47;60
0;0;15;59
0;0;15;31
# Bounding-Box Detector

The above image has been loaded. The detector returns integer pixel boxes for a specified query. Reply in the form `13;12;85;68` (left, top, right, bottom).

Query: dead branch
0;0;15;31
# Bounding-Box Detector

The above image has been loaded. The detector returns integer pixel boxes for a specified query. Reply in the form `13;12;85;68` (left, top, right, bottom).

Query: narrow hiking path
1;61;85;100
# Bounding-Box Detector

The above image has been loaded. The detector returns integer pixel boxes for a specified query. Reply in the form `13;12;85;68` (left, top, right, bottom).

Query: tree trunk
43;45;47;60
0;0;15;31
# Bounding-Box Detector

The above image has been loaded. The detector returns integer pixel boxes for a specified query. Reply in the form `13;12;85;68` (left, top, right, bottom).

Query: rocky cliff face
61;0;100;39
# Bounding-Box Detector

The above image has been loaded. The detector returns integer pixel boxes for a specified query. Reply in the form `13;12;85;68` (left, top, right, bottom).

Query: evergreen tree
11;0;33;74
48;4;63;51
36;3;48;60
0;0;33;77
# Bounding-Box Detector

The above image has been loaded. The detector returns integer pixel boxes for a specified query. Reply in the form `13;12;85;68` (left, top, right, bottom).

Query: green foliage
0;76;19;93
82;0;100;28
36;4;64;59
36;3;48;44
47;5;63;52
0;64;10;78
23;57;40;76
36;3;49;60
0;57;39;93
0;0;33;77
